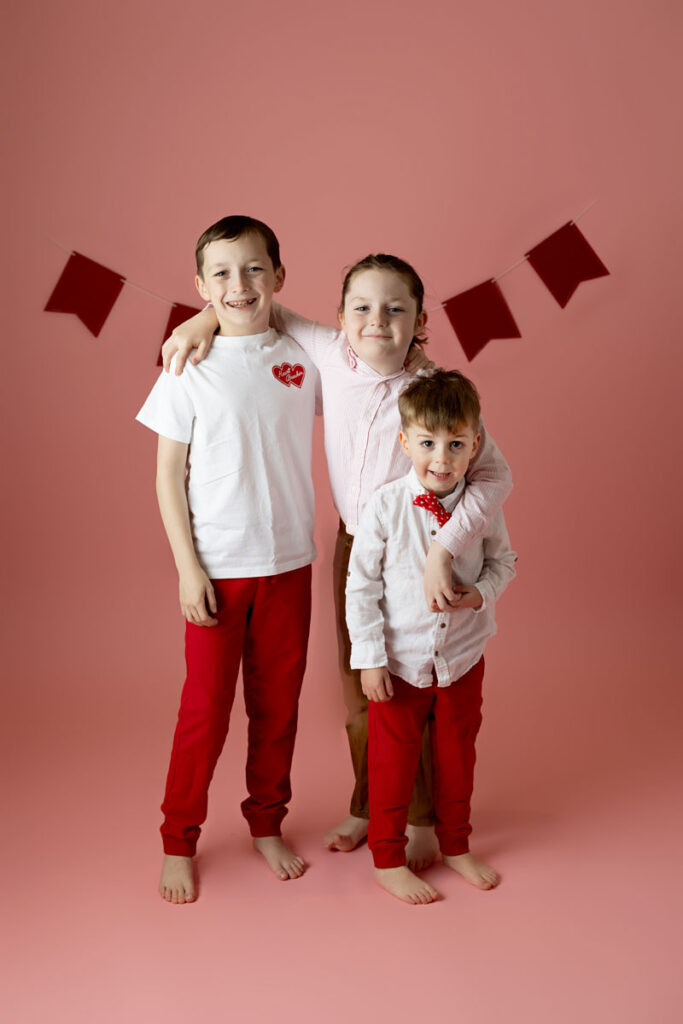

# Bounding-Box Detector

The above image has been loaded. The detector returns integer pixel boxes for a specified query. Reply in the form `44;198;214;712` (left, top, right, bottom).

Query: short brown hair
398;370;481;433
195;215;281;277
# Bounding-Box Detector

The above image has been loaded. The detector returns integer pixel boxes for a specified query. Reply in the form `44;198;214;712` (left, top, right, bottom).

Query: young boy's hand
404;342;435;374
361;668;394;702
179;565;218;626
161;309;217;375
449;584;483;610
424;541;460;612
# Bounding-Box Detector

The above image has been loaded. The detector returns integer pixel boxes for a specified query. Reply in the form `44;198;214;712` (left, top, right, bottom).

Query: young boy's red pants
160;566;312;857
368;657;484;869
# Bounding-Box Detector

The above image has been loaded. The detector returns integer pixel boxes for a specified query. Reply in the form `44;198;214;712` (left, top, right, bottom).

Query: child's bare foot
405;824;439;871
323;815;368;852
159;854;196;904
442;852;499;890
374;866;439;905
253;836;305;880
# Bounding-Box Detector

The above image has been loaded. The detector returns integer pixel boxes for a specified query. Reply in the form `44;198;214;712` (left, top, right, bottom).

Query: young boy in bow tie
345;370;517;905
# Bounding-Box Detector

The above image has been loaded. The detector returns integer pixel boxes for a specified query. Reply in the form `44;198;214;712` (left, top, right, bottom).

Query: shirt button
430;530;436;535
434;651;439;657
440;622;446;628
347;572;351;577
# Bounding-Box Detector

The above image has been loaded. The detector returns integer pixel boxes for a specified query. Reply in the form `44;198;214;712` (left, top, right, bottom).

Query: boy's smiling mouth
226;298;257;309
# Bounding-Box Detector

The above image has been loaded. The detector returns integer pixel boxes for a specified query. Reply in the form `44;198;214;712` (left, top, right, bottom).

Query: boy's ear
416;310;428;335
399;430;410;457
195;274;210;302
469;432;481;460
338;308;345;330
273;264;286;293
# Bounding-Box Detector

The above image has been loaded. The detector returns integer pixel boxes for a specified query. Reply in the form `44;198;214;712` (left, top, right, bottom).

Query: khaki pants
333;522;434;825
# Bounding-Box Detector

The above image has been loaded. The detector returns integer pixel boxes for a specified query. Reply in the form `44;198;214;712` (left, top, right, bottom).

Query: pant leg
368;675;434;868
334;523;434;825
240;565;312;837
431;657;485;856
160;579;252;856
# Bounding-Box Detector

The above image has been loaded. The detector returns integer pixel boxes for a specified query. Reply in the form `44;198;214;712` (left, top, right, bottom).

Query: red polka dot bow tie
413;491;451;527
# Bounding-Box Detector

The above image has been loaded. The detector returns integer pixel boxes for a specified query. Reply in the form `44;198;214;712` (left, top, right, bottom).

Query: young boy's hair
399;369;481;433
195;215;282;276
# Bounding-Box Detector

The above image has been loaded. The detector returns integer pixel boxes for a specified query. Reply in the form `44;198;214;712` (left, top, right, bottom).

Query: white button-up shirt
271;305;512;550
346;469;516;687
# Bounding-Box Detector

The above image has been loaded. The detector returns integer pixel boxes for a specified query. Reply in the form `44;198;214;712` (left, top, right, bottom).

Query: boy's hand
449;584;483;610
179;565;218;626
404;342;435;374
424;541;460;612
361;668;394;702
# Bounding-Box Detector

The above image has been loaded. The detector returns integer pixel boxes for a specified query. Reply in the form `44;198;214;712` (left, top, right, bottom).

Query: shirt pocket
189;439;243;485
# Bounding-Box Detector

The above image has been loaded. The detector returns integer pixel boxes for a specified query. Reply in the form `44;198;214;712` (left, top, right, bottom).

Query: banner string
426;200;598;311
46;236;179;308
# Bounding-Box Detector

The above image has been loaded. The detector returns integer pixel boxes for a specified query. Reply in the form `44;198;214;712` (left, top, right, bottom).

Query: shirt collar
343;337;407;382
406;466;465;511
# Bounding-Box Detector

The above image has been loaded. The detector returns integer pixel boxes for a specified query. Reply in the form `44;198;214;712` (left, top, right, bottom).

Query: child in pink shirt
165;250;512;868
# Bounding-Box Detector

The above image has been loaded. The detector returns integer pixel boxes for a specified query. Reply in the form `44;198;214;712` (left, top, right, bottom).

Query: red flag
44;252;125;336
443;280;521;361
526;222;609;308
157;303;203;365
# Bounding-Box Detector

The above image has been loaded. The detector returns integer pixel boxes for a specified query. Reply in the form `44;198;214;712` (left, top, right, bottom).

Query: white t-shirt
136;328;318;579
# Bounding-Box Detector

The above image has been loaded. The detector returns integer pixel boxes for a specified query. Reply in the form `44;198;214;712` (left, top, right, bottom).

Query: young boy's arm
423;422;512;612
345;501;394;702
156;436;217;626
470;510;517;608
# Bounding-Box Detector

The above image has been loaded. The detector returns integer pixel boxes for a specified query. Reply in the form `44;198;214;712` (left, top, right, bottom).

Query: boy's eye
388;306;405;314
451;441;463;449
354;305;369;312
421;440;434;448
247;266;263;273
215;270;226;277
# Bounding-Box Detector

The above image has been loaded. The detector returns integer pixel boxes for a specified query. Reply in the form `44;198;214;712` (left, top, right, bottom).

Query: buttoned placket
347;381;386;531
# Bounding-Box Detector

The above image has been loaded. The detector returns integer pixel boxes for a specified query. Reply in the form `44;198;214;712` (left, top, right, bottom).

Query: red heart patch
272;363;305;388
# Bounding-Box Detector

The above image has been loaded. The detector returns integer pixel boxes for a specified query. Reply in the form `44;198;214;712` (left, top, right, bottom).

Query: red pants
160;565;312;856
368;658;484;869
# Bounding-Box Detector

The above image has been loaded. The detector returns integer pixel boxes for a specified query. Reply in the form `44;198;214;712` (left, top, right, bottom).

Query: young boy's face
195;233;285;336
400;420;480;497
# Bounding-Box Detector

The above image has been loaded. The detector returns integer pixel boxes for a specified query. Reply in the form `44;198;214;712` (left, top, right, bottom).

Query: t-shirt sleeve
135;359;195;443
271;302;341;366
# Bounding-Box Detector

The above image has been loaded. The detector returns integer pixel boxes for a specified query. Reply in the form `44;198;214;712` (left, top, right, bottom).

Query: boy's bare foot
323;815;368;852
253;836;305;880
159;854;196;904
405;824;439;871
442;852;499;890
374;866;439;905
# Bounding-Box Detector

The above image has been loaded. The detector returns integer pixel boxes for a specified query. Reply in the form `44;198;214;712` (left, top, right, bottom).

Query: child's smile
400;421;480;497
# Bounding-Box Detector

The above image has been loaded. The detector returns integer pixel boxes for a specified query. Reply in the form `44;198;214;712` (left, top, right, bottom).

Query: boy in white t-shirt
346;370;516;904
136;216;319;903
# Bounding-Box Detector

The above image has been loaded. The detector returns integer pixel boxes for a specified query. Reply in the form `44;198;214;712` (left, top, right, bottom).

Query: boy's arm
156;436;217;626
345;502;393;701
423;422;512;612
162;307;219;374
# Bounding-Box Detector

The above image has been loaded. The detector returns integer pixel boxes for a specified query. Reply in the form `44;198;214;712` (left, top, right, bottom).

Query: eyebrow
349;295;407;303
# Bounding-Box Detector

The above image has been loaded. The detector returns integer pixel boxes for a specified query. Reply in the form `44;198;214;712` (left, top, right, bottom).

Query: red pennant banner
443;280;521;362
157;303;203;366
526;222;609;308
44;252;125;336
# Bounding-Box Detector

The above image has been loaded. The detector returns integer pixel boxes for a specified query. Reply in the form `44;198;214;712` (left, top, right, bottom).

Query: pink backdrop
3;1;682;1022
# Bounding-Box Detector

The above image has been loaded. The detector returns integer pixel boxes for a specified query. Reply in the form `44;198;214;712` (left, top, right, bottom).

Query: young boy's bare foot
374;866;439;905
442;852;499;890
253;836;305;880
405;824;439;871
159;854;196;904
323;815;368;852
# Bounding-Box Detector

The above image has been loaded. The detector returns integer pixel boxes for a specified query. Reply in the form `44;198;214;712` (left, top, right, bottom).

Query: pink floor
5;567;681;1024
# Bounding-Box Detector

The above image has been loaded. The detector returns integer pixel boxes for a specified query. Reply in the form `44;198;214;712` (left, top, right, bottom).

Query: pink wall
3;2;682;1022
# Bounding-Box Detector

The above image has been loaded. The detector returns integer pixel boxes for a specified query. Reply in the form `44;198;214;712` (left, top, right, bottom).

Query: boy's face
195;233;284;336
400;420;480;497
338;269;426;371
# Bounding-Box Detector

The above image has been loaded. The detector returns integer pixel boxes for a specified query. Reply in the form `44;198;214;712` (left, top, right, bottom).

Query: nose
230;271;247;292
369;307;387;326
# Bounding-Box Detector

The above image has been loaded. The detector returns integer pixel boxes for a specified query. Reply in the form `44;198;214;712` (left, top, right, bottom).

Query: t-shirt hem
204;551;316;580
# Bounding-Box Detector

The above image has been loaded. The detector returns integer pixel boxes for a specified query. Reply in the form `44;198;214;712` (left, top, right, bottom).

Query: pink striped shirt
271;305;512;556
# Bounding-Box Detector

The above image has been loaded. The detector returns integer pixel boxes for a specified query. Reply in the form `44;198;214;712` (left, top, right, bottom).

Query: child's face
400;420;480;497
338;269;426;371
196;233;284;336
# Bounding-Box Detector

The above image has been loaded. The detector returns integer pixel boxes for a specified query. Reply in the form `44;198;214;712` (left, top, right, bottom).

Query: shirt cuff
472;582;492;613
350;639;387;670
